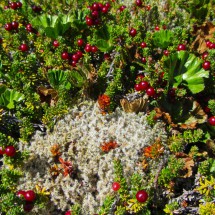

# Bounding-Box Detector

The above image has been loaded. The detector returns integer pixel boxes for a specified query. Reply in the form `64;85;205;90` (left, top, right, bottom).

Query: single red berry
209;43;215;49
146;87;156;96
24;190;36;202
104;53;110;60
26;24;33;32
134;84;142;91
129;28;137;37
17;190;26;198
61;51;69;60
11;21;19;30
141;57;147;64
85;44;92;52
92;2;99;11
139;81;149;90
92;10;99;18
71;60;77;67
105;2;111;9
23;201;34;212
76;50;83;58
5;145;16;157
65;211;71;215
163;50;169;56
98;3;104;10
119;5;126;12
5;23;13;31
102;6;109;13
202;61;211;70
0;146;5;155
112;182;120;191
162;25;167;30
4;5;9;10
202;51;208;60
10;2;18;10
204;106;211;113
86;17;94;26
19;44;29;52
140;42;147;48
145;5;151;11
16;1;22;8
154;26;160;31
136;190;148;203
135;0;142;6
91;45;98;53
206;40;211;48
32;5;42;12
53;40;60;48
208;116;215;126
177;44;186;51
72;54;79;61
77;38;84;47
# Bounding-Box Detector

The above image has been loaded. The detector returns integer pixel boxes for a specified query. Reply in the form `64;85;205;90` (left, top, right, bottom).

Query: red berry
206;40;211;48
202;51;208;60
61;51;69;60
104;53;110;60
85;44;92;52
10;2;18;10
76;50;83;58
146;87;155;96
136;190;148;203
119;5;126;12
135;0;143;6
17;190;26;198
70;60;77;67
86;17;94;26
32;5;42;12
53;40;60;48
5;23;13;31
145;5;151;11
0;146;5;155
101;6;109;13
26;24;33;32
91;45;98;53
202;61;210;70
112;182;120;191
19;44;29;52
141;57;147;64
129;28;137;37
208;116;215;126
139;81;149;90
98;3;104;10
77;38;84;47
65;211;71;215
92;2;99;11
209;43;215;49
16;1;22;8
163;50;169;56
5;146;16;157
24;190;36;202
136;74;145;81
105;2;111;9
23;201;34;212
72;54;79;61
177;44;186;51
92;10;99;18
140;42;147;48
11;21;19;30
134;84;142;91
155;26;160;31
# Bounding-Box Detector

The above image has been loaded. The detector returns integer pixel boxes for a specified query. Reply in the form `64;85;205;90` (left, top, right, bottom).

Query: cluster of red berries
4;1;22;10
17;190;36;212
134;75;156;97
112;181;148;203
86;2;111;26
201;40;214;71
0;145;16;157
4;21;19;31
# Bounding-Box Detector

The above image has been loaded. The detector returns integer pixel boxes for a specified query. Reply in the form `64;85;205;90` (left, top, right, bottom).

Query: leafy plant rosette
0;0;215;214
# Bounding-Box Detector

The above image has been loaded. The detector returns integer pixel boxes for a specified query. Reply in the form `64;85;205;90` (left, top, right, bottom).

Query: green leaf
164;51;209;94
95;39;114;52
0;89;25;109
48;70;71;90
153;29;174;49
69;70;85;88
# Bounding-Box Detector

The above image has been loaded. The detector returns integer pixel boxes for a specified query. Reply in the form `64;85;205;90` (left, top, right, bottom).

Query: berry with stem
136;190;148;203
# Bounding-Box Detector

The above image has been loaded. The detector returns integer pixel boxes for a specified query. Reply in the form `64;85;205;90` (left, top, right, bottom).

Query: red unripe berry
208;116;215;126
53;40;60;47
10;2;18;10
139;81;149;90
19;44;29;52
5;145;16;157
136;190;148;203
112;182;120;191
77;38;84;47
140;42;147;48
24;190;36;202
61;51;69;60
129;28;137;37
5;23;13;31
11;21;19;30
91;45;98;53
0;146;5;155
23;201;34;212
177;44;186;51
146;87;156;96
202;61;211;70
